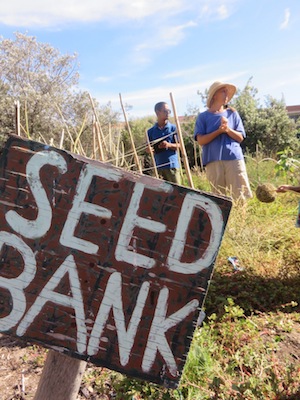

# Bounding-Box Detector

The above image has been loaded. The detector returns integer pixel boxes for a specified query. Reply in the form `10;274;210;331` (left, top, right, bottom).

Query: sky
0;0;299;119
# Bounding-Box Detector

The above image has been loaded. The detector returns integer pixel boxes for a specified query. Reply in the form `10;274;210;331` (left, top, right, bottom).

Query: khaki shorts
205;159;252;201
159;168;182;185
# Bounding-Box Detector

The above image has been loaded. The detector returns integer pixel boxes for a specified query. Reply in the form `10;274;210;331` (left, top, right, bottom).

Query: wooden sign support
34;351;87;400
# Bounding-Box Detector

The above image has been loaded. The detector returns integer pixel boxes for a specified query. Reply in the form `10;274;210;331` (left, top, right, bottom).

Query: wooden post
169;92;194;188
34;350;87;400
119;93;143;174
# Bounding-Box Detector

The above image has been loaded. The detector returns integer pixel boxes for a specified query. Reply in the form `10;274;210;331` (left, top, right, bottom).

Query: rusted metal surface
0;136;232;388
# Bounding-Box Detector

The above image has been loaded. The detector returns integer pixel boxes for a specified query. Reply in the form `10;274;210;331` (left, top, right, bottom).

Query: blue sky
0;0;299;118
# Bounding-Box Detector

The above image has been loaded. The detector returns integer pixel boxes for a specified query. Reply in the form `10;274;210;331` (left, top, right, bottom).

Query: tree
0;32;79;141
231;79;299;156
257;96;299;155
0;81;14;138
0;32;120;154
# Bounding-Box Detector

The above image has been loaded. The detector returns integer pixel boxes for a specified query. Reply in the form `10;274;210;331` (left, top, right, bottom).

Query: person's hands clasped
157;140;169;150
219;116;229;133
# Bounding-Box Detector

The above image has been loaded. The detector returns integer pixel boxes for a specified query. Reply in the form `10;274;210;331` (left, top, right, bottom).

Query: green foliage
0;32;121;152
275;148;300;184
180;115;198;167
231;78;300;156
0;32;79;139
0;80;14;135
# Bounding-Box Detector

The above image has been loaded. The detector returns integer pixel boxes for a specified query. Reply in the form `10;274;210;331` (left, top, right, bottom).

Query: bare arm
221;116;244;143
276;185;300;193
196;128;222;145
196;116;243;145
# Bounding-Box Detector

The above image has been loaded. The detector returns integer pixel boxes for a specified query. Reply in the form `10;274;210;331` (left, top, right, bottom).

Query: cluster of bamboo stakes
14;93;202;189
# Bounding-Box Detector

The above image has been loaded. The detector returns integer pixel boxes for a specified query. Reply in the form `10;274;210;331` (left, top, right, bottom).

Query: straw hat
206;81;236;108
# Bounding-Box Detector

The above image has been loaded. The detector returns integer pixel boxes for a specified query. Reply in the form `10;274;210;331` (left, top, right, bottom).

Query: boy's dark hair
154;102;167;114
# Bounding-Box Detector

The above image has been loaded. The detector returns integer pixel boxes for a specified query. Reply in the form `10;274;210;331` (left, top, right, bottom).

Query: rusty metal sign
0;136;232;388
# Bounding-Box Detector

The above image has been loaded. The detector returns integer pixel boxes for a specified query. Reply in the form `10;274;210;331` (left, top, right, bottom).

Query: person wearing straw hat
194;81;252;201
147;102;182;184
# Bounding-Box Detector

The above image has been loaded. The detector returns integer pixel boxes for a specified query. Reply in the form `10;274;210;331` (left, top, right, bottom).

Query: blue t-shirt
194;109;246;166
147;121;180;169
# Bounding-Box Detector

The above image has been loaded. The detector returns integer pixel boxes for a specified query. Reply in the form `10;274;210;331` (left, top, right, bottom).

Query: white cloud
280;8;290;30
94;69;249;118
162;65;216;80
134;21;197;53
0;0;189;27
0;0;238;28
95;76;112;83
217;5;230;20
0;0;239;71
197;0;237;21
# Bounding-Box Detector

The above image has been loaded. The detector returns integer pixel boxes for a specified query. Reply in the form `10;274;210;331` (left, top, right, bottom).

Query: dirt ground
0;334;111;400
1;329;300;400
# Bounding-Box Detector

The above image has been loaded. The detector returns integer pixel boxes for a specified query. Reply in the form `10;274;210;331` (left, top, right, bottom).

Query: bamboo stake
95;122;105;161
14;100;21;136
145;130;159;178
24;100;30;138
59;129;65;150
73;114;87;154
121;141;126;167
115;129;122;167
55;103;86;156
108;122;112;155
174;133;184;181
119;93;142;174
199;145;204;172
169;92;194;189
92;116;97;159
193;140;198;169
88;93;106;161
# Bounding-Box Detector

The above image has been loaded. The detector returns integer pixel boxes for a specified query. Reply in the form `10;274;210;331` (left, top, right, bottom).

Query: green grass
80;158;300;399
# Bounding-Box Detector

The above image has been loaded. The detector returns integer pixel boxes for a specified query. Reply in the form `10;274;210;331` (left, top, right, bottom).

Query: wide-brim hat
206;81;236;108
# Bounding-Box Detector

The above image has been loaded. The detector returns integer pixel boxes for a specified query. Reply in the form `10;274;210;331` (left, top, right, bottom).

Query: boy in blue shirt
147;102;181;185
